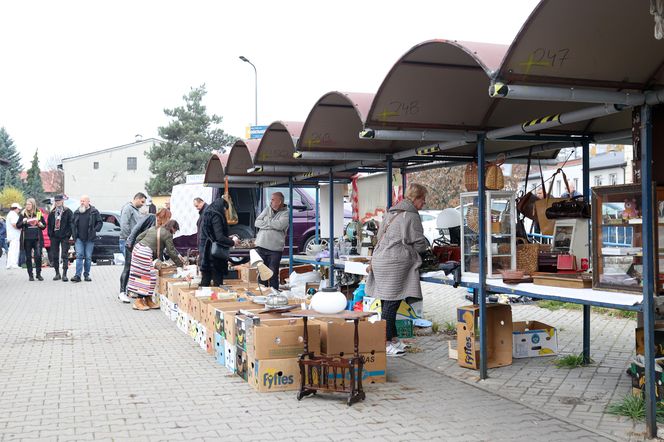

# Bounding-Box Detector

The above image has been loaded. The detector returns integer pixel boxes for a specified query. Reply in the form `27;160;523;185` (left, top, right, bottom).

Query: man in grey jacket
119;192;147;255
254;192;289;289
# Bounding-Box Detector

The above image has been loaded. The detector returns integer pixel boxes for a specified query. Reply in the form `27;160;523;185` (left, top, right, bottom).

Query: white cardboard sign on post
319;183;345;239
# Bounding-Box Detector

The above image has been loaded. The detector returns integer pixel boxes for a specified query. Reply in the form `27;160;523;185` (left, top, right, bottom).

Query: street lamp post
239;56;257;126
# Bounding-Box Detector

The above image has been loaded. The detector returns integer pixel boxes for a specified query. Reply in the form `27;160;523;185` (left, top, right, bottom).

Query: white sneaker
386;342;406;357
118;292;132;303
392;340;411;351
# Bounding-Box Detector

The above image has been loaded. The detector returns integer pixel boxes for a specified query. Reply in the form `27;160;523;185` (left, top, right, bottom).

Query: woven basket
464;162;479;191
466;206;480;232
516;238;539;275
485;156;505;190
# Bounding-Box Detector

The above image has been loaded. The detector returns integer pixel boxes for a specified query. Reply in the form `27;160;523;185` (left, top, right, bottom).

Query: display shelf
460;191;516;278
592;184;664;293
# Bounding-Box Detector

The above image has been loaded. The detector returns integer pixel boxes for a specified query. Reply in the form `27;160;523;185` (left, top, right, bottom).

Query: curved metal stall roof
498;0;664;90
298;91;424;154
202;151;229;187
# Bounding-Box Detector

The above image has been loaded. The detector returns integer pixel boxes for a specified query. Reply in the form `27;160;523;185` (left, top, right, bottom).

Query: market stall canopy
253;121;305;166
297;91;425;154
203;151;228;186
498;0;664;90
225;139;260;176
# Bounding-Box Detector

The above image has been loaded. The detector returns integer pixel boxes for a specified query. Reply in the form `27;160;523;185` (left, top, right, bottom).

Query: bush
0;186;25;210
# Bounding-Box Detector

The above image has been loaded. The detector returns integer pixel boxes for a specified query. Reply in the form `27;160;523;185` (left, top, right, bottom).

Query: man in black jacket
47;195;73;281
71;195;103;283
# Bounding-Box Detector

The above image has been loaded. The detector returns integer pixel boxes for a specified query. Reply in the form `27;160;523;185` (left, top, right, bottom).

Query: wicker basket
485;156;505;190
464;162;479;191
466;206;480;232
516;238;539;275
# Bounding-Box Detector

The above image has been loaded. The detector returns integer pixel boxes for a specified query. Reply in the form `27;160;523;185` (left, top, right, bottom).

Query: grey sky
0;0;539;168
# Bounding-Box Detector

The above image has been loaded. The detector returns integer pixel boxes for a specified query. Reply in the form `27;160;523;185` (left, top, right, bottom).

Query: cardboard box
248;357;301;392
212;302;254;339
214;333;225;365
628;361;664;402
251;319;321;360
512;321;558;358
362;296;423;321
280;264;314;284
635;322;664;357
236;314;262;352
456;304;512;370
225;339;237;373
236;348;250;381
221;307;262;344
159;277;181;298
167;280;196;302
177;311;190;334
205;327;215;355
330;352;386;384
314;319;386;355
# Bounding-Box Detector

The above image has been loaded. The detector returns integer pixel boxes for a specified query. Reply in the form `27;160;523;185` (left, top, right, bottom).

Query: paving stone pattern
0;261;655;441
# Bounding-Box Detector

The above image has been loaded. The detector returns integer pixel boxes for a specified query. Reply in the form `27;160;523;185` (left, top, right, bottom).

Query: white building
61;138;160;211
519;147;632;197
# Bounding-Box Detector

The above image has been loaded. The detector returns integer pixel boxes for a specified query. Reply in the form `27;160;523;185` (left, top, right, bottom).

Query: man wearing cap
5;203;22;269
48;195;74;281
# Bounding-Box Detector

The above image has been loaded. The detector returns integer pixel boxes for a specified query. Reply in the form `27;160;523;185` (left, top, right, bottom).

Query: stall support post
328;169;335;285
401;168;407;198
582;141;591;365
386;155;393;209
477;135;488;380
315;185;320;244
289;177;294;275
260;184;265;211
640;104;657;438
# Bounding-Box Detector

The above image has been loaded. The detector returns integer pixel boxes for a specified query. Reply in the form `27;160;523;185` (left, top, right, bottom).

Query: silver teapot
264;289;289;309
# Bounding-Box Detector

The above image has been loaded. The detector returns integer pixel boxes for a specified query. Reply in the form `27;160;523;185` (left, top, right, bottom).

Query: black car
68;211;121;263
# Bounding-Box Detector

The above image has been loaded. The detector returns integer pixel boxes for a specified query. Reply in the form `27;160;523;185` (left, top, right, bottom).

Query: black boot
62;266;68;282
53;272;61;281
29;273;34;281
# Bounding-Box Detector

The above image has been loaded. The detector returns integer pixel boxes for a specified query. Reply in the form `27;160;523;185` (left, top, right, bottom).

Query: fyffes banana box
248;358;300;392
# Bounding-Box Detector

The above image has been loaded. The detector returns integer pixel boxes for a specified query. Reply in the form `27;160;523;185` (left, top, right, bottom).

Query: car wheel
229;224;254;240
229;256;250;265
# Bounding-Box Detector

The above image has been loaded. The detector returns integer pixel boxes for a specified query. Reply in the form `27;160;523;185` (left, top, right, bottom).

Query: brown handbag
534;166;568;235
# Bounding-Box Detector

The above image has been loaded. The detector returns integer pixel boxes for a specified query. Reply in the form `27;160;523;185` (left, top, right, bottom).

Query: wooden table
283;310;377;406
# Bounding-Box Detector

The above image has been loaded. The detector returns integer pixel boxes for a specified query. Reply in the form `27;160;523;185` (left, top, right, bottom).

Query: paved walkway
0;262;653;441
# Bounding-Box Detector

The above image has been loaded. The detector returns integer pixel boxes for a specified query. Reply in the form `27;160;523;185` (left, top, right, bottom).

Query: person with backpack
47;195;74;281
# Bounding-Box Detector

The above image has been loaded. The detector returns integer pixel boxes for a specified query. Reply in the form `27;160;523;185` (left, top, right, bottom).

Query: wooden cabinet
591;184;664;293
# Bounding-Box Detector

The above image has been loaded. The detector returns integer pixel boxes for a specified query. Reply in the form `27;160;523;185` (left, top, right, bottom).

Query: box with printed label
330;351;387;384
201;297;241;331
248;357;300;392
236;348;250;381
214;333;225;365
236;314;261;352
212;303;259;340
313;318;386;355
362;296;423;321
512;321;558;358
168;281;196;303
177;311;190;334
222;307;262;344
224;339;237;373
456;304;512;370
159;277;181;298
251;319;321;360
197;324;207;351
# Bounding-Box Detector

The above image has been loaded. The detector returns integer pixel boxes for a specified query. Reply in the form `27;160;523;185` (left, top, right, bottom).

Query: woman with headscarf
199;196;239;287
366;183;429;357
16;198;46;281
127;219;183;311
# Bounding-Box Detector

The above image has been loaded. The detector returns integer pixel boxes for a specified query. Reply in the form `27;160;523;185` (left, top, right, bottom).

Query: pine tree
146;84;237;195
0;127;22;189
25;149;44;201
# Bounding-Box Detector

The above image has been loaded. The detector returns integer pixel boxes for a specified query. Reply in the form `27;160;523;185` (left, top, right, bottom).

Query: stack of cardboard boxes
156;272;387;394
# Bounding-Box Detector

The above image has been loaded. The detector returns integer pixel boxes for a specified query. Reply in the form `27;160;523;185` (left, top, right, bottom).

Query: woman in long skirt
127;220;183;311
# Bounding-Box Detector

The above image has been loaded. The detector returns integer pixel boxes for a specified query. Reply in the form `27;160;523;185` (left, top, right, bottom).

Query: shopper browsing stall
127;219;183;311
254;191;289;289
199;196;239;287
118;208;171;304
366;183;429;357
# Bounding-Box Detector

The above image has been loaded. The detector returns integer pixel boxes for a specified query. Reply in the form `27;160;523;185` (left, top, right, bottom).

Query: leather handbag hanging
210;242;230;261
516;148;539;220
534;165;567;235
224;177;239;225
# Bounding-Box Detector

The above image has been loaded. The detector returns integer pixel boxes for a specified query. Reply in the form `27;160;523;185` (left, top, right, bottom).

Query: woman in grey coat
366;183;429;357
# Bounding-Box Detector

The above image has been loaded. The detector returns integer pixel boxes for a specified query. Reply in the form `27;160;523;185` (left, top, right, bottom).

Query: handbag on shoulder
210;241;230;260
